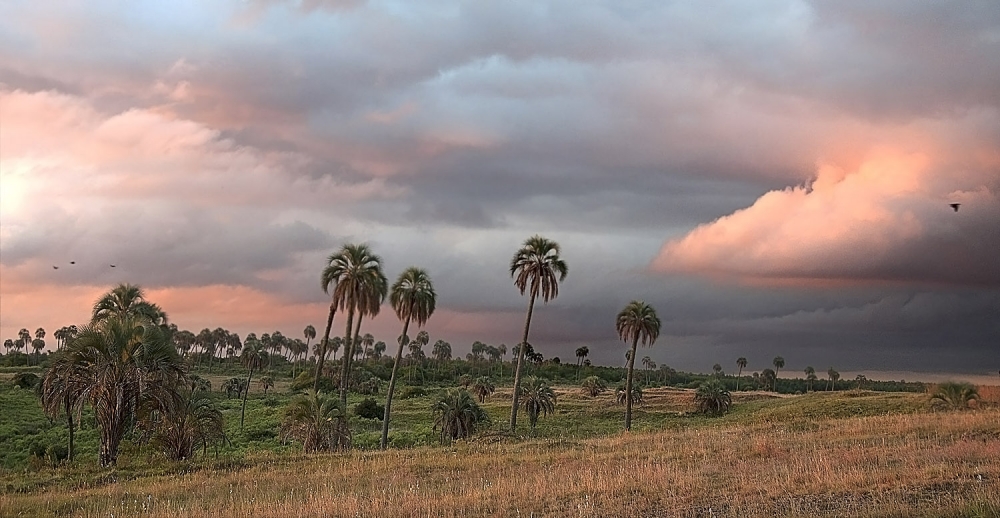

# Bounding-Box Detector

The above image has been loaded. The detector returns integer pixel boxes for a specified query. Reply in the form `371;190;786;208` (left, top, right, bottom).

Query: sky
1;0;998;379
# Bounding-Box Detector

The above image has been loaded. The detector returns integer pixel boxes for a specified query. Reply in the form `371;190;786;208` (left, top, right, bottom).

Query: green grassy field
2;370;999;517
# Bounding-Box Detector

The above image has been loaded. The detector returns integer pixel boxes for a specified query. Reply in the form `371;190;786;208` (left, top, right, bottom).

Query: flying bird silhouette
950;203;961;212
70;261;76;264
110;264;116;268
53;266;59;270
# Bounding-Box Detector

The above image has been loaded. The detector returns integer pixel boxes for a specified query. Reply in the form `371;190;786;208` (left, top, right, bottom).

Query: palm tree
373;341;386;362
259;375;274;395
17;328;30;365
580;375;607;397
509;235;568;431
239;338;268;430
32;327;46;364
573;346;589;379
40;351;84;462
712;363;723;377
471;376;496;403
146;388;226;461
772;356;785;392
930;382;980;410
616;384;643;406
827;368;840;391
382;267;435;449
694;379;732;415
314;249;344;393
92;283;167;326
804;366;817;391
281;390;350;452
432;388;489;444
41;315;184;466
327;244;387;404
361;333;375;363
615;300;661;432
736;357;747;391
519;376;556;433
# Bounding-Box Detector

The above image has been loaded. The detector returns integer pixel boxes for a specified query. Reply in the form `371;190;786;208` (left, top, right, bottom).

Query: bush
399;386;427;399
355;398;385;420
289;371;337;394
11;372;39;390
580;376;608;397
616;384;643;406
930;382;980;410
694;379;732;415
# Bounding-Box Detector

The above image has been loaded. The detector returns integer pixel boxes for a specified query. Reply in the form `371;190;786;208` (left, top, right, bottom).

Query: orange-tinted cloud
652;148;1000;286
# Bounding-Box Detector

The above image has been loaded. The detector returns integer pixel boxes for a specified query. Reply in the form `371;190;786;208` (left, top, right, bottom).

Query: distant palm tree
373;341;386;361
509;235;568;431
32;328;46;364
642;356;653;384
240;339;268;430
804;366;817;391
694;379;732;415
520;376;556;433
281;390;350;452
736;357;747;391
615;300;661;431
772;357;784;392
827;368;840;391
41;315;184;466
712;363;723;377
302;325;316;378
382;267;435;449
575;346;589;379
471;376;496;403
432;388;489;444
331;244;387;404
259;375;274;395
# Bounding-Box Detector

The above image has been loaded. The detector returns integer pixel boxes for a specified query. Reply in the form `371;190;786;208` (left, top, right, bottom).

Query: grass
2;377;999;517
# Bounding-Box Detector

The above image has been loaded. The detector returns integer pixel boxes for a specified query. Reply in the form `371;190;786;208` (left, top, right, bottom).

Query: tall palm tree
804;366;816;391
736;357;747;391
327;244;387;404
33;328;46;365
509;235;568;431
92;283;168;326
575;346;589;379
828;368;840;391
240;338;268;430
303;324;316;361
519;376;556;433
615;300;661;432
772;356;785;392
361;333;375;363
382;267;435;449
643;356;653;384
314;250;344;393
41;315;184;466
373;340;386;361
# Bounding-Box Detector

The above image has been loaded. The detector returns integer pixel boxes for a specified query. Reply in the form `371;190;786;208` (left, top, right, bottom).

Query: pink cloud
651;148;1000;286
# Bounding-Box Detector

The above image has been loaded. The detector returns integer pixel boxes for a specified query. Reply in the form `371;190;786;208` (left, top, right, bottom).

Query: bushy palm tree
520;376;556;433
804;366;817;391
930;382;980;410
432;388;489;444
145;388;226;461
509;235;568;431
616;384;643;406
615;300;660;431
580;375;608;397
471;376;496;403
382;267;436;449
240;339;268;430
40;351;85;462
281;390;350;452
259;375;274;395
41;314;184;466
694;379;732;415
827;368;840;391
92;283;168;326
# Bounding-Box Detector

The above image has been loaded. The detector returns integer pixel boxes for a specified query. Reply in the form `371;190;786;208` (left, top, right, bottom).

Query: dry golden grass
4;399;999;517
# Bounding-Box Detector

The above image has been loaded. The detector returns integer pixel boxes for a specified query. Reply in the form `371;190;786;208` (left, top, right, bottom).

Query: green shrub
11;372;39;390
354;398;384;420
399;386;426;399
289;372;337;394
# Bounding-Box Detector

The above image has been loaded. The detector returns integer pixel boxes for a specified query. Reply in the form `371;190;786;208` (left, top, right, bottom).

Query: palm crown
510;235;568;302
616;301;661;346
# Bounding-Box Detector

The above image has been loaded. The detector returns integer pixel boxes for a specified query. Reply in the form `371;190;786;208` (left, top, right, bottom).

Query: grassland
2;375;999;517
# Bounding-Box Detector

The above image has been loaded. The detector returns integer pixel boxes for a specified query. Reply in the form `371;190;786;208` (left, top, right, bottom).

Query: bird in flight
70;261;76;264
110;264;116;268
950;203;961;212
52;266;59;270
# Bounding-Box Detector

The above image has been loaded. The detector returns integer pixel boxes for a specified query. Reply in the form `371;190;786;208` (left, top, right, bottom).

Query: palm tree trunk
339;305;356;405
625;335;639;431
509;291;536;432
65;398;74;462
314;302;337;392
736;366;743;391
240;367;254;430
381;315;411;449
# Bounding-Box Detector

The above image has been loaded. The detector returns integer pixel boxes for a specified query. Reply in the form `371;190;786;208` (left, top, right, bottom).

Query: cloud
652;147;1000;287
